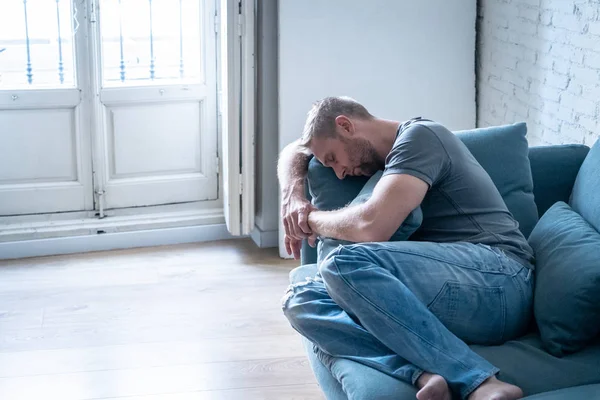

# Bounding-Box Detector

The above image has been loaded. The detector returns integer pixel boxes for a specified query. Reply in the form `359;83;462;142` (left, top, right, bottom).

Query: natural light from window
0;0;76;89
0;0;204;90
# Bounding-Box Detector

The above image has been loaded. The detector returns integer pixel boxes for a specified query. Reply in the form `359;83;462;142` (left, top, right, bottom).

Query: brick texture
477;0;600;147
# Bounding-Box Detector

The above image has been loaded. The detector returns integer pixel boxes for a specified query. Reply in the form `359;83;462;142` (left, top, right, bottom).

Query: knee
281;277;325;332
319;245;370;291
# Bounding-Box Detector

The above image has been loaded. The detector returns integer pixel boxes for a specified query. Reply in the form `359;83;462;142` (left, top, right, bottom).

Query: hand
284;235;303;260
281;193;315;240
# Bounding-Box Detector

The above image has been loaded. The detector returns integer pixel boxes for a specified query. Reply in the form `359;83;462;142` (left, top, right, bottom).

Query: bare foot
416;373;451;400
468;376;523;400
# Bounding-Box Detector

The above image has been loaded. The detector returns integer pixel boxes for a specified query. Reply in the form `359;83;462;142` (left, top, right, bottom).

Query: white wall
477;0;600;147
278;0;477;256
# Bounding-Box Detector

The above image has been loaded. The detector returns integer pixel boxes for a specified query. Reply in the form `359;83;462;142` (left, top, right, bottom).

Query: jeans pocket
427;281;506;345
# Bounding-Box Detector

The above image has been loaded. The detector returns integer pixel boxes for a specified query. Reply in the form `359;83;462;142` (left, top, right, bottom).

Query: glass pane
0;0;76;89
99;0;203;87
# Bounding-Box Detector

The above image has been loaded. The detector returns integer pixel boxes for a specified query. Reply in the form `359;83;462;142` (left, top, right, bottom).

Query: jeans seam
499;287;507;343
498;252;531;336
462;367;500;399
329;253;475;375
514;268;529;332
362;246;512;276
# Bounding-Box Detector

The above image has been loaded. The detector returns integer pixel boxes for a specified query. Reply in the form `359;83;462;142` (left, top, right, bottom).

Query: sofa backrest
528;145;590;219
456;123;538;238
570;140;600;232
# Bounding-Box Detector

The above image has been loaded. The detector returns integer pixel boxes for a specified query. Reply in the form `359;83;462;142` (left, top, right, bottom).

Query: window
0;0;76;88
99;0;203;87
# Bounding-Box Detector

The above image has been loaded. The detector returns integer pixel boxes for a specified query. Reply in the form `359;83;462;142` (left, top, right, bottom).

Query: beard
344;137;385;176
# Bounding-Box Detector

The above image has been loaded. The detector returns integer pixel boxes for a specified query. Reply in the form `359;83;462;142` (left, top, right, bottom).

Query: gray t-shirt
383;119;534;267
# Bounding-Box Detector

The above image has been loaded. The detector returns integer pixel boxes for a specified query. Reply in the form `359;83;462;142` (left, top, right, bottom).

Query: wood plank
0;357;316;400
0;239;324;400
95;384;325;400
0;334;307;378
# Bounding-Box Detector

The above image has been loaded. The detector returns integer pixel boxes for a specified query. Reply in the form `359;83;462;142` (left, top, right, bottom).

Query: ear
335;115;354;137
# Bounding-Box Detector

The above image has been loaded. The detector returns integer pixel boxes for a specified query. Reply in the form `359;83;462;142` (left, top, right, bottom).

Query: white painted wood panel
108;103;202;178
0;95;92;215
0;109;76;183
100;96;217;209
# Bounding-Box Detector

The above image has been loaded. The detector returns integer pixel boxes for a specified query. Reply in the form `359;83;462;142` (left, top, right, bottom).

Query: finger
291;239;301;260
283;217;292;238
286;216;299;240
289;214;306;240
298;210;312;235
308;235;317;248
284;236;292;256
287;217;298;239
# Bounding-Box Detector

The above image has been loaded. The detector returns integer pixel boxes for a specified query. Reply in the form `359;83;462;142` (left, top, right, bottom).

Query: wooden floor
0;239;324;400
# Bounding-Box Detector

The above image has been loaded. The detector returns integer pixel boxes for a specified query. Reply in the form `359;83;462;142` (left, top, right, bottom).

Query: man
279;97;534;400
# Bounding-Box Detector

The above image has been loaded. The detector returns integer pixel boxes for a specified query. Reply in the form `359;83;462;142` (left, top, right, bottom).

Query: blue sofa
289;124;600;399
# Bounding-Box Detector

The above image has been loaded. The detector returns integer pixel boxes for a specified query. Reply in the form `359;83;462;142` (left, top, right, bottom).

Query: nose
334;166;346;180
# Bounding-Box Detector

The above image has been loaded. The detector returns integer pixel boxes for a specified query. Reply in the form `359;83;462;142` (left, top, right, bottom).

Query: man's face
311;134;384;180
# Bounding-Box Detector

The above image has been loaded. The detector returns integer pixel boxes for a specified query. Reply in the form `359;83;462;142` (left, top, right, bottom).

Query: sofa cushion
528;201;600;356
456;122;538;238
522;384;600;400
570;139;600;233
472;333;600;396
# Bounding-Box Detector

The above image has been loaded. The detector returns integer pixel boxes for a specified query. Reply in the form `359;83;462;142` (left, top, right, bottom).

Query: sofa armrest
528;145;589;219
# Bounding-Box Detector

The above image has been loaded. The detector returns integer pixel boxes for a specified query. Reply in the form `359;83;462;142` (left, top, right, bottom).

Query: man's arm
308;173;428;243
278;140;315;258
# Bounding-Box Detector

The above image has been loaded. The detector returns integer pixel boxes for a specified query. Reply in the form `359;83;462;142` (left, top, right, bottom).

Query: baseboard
250;225;278;248
0;224;234;260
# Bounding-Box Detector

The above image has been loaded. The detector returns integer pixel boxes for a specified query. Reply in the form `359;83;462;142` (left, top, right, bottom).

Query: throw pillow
528;201;600;357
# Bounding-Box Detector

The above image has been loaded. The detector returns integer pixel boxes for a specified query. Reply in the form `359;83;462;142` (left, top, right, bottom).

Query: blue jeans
282;241;534;399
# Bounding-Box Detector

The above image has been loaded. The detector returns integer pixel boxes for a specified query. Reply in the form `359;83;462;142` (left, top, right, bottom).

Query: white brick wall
477;0;600;146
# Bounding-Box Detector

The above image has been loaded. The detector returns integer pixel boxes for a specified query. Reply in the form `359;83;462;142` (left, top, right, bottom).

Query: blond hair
299;96;373;151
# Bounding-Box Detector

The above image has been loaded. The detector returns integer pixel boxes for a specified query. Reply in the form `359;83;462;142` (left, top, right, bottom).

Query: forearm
308;205;383;243
277;140;311;201
309;174;427;244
